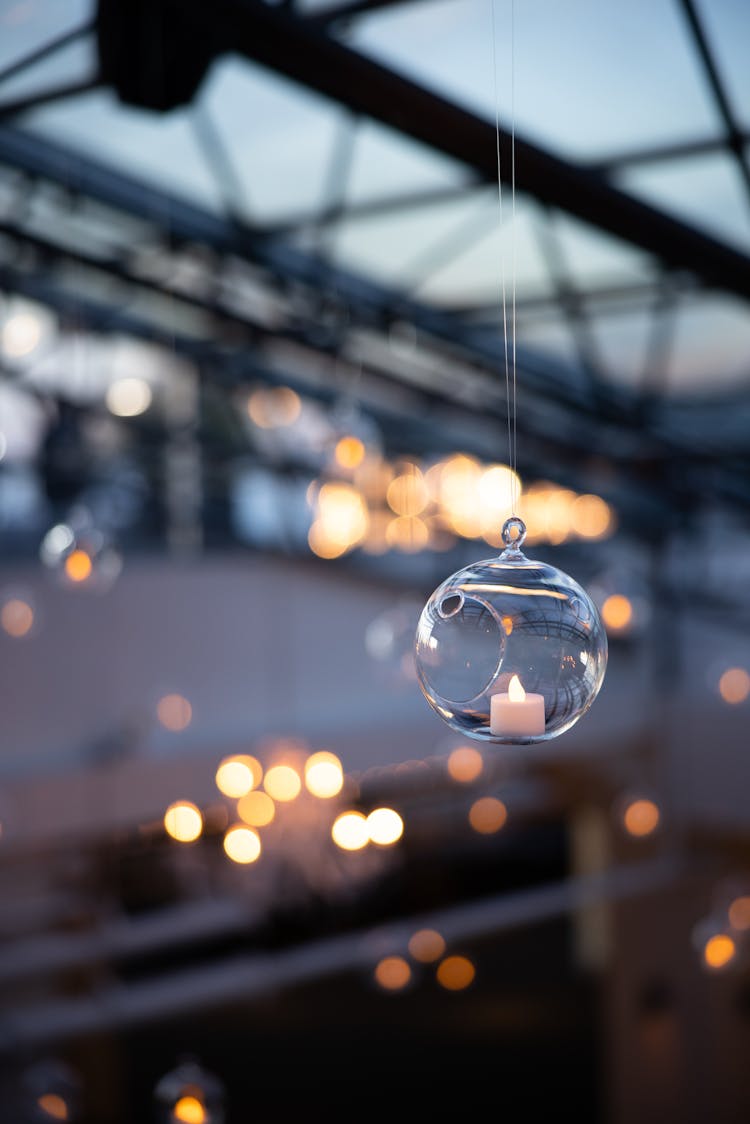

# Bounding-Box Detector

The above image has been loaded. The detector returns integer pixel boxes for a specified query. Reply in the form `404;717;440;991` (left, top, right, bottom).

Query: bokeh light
164;801;203;843
718;667;750;705
408;929;446;963
264;764;302;802
64;549;93;584
437;955;475;991
447;746;483;783
304;751;344;798
374;956;411;991
215;755;261;798
37;1094;69;1120
0;597;34;638
728;896;750;931
622;798;660;838
223;825;262;864
247;386;301;428
172;1095;206;1123
366;807;404;846
334;435;366;470
157;694;193;732
331;811;369;851
469;797;507;834
601;593;633;633
237;790;275;827
703;933;736;971
106;376;152;417
571;494;613;539
1;310;42;358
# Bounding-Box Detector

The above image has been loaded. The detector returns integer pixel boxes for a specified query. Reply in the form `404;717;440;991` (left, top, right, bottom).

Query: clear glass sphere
415;517;607;743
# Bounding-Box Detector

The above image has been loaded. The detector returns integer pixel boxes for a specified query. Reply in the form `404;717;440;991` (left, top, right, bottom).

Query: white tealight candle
490;674;545;738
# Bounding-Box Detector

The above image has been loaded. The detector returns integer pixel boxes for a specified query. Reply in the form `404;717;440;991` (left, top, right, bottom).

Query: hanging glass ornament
415;516;607;743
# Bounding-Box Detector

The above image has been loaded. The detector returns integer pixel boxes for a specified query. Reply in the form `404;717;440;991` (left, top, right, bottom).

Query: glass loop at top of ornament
501;516;527;551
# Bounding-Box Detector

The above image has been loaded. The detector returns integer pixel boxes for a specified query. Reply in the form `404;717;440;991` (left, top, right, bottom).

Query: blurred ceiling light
408;929;446;963
164;801;203;843
172;1096;206;1124
223;825;261;864
215;755;261;798
63;549;93;584
571;494;613;539
331;810;369;851
263;764;301;802
469;797;507;834
237;790;275;827
1;309;42;358
385;515;429;552
702;933;736;971
728;896;750;931
247;386;301;429
37;1094;69;1120
447;746;483;784
366;807;404;846
601;593;633;634
106;376;153;418
334;435;366;470
304;751;344;798
386;465;428;516
157;693;193;732
0;597;34;638
374;956;411;991
622;798;660;838
718;667;750;705
436;955;475;991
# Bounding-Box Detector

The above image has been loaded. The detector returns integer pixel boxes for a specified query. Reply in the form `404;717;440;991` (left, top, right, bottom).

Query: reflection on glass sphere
415;517;607;743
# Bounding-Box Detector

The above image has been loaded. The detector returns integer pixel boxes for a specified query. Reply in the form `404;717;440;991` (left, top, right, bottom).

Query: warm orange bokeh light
157;693;193;732
408;929;446;963
304;751;344;798
703;933;736;971
335;435;366;470
374;956;411;991
0;597;34;637
237;790;275;827
172;1095;206;1124
164;801;203;843
437;955;475;991
602;594;633;633
728;896;750;931
331;810;369;851
64;549;93;583
263;764;302;802
366;807;404;846
37;1094;68;1120
215;755;261;798
247;386;301;429
469;797;507;834
447;746;483;784
571;494;613;539
623;799;660;838
718;667;750;705
223;825;262;864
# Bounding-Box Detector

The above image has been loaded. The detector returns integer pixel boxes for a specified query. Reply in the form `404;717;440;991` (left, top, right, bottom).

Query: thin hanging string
510;0;518;516
490;0;513;518
491;0;519;519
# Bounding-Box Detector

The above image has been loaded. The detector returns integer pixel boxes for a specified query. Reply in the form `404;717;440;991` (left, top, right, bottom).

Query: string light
447;746;483;783
408;929;446;963
304;751;344;798
622;798;660;838
331;811;369;851
469;797;507;834
215;755;261;798
601;594;633;634
263;764;301;802
106;377;152;417
718;667;750;705
64;549;93;584
223;825;261;864
237;791;275;827
703;933;736;971
157;694;193;732
374;956;411;991
0;596;34;638
164;801;203;843
366;807;404;846
436;955;475;991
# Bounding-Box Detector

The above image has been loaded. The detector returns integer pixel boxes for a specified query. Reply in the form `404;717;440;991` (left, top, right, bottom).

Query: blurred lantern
23;1058;81;1122
154;1060;225;1124
40;508;121;592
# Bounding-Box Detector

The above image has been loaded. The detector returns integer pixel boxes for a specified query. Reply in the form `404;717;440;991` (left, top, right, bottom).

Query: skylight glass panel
664;292;750;393
0;0;92;72
348;0;722;161
617;152;750;255
345;119;471;208
691;0;750;131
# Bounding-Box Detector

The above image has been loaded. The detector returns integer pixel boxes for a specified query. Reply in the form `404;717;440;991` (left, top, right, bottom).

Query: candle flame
508;674;526;702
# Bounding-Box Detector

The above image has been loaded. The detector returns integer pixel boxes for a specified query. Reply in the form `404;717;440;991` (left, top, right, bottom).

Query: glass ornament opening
415;517;607;743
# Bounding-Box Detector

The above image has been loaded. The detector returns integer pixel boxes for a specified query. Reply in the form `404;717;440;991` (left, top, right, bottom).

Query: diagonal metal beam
0;18;95;87
205;0;750;302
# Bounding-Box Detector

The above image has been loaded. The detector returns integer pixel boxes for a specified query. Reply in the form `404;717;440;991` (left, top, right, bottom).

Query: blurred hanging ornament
40;507;122;592
154;1059;225;1124
415;516;607;743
